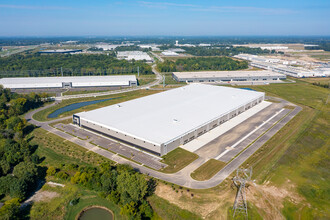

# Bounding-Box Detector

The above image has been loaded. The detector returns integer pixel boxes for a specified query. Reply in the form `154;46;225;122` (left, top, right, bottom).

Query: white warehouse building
73;84;265;156
0;75;137;89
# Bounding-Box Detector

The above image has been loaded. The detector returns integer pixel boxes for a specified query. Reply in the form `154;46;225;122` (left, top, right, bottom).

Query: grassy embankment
160;148;199;173
30;128;111;167
190;159;226;181
33;89;160;121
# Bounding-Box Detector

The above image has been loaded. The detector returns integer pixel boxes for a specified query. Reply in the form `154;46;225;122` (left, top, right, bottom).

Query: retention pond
48;98;116;118
78;207;113;220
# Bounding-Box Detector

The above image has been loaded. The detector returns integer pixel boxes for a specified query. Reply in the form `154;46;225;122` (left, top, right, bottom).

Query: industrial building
0;75;137;89
117;51;153;62
173;70;286;83
161;51;179;56
73;84;265;156
39;49;82;54
234;54;327;77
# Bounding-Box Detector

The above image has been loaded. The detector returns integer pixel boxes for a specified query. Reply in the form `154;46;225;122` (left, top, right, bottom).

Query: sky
0;0;329;36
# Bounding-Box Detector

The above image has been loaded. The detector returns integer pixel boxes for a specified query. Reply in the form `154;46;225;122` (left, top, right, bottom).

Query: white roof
117;51;153;61
162;51;179;56
0;75;136;89
76;84;264;146
173;70;285;79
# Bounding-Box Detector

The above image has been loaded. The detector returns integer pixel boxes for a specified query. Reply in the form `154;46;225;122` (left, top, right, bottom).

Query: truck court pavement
25;95;301;189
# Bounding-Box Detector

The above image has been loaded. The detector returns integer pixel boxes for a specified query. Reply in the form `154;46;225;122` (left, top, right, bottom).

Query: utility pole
232;167;252;218
61;67;63;77
163;75;165;88
137;66;140;77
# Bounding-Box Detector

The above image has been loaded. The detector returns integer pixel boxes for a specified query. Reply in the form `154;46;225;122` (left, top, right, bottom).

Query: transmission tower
232;167;252;219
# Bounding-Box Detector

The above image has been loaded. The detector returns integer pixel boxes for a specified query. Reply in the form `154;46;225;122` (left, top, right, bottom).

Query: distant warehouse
0;75;137;89
38;49;82;54
73;84;265;156
173;70;286;83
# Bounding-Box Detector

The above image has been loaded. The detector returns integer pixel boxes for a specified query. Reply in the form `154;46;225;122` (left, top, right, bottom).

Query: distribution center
0;75;137;89
173;70;286;83
73;84;265;156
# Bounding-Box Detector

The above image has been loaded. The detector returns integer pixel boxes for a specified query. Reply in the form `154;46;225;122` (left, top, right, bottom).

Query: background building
39;49;82;54
173;70;286;83
117;51;153;62
73;84;265;156
0;75;137;89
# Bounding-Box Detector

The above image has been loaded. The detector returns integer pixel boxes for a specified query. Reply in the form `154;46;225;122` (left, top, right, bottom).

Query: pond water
48;98;116;118
78;207;113;220
240;87;256;91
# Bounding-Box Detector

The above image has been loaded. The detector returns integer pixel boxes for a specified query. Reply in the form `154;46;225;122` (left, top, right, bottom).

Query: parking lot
53;123;167;170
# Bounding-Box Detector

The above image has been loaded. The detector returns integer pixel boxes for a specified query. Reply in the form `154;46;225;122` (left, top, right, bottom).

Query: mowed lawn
191;159;226;181
160;148;199;173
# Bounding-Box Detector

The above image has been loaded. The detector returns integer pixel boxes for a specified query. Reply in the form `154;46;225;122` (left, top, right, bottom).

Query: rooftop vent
173;119;179;123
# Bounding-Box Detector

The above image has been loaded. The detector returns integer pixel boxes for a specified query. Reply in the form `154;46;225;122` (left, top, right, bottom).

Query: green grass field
163;73;187;85
31;128;111;166
236;78;330;218
33;89;160;121
148;195;201;220
160;148;199;173
190;159;227;181
138;74;157;85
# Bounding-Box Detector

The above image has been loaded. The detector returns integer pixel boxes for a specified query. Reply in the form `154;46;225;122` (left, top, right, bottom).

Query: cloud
0;4;70;10
138;1;296;14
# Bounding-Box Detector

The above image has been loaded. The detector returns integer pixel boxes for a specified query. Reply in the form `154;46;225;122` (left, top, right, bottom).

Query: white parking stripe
215;108;285;160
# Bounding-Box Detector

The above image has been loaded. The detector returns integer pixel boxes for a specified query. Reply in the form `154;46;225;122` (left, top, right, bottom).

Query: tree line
0;87;51;219
182;46;275;56
0;54;153;76
305;43;330;51
157;57;248;72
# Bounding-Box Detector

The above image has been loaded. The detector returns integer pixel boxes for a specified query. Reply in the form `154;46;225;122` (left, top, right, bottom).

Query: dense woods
0;87;51;219
182;46;275;56
157;57;248;72
0;54;153;77
305;43;330;51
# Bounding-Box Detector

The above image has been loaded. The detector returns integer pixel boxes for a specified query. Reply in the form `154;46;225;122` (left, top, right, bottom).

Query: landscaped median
160;148;199;173
190;159;227;181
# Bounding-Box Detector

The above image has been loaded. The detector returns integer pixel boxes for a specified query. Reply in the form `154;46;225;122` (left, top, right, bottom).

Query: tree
0;198;21;220
5;116;26;132
46;166;57;176
10;178;28;199
117;172;148;203
100;170;118;194
120;201;139;218
13;161;38;179
0;175;15;195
